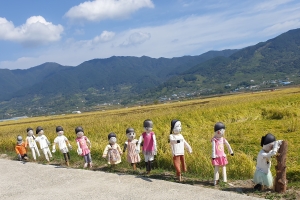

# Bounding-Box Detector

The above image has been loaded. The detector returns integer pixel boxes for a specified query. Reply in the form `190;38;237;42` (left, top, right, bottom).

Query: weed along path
0;159;261;200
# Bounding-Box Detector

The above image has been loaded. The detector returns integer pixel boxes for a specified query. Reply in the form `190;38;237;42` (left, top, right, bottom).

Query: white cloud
65;0;154;22
0;16;63;47
1;1;300;70
120;32;151;47
93;31;115;43
60;1;300;59
0;56;39;70
254;0;293;11
260;19;300;36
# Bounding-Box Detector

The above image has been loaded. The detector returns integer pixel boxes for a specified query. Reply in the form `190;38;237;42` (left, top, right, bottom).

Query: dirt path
0;159;262;200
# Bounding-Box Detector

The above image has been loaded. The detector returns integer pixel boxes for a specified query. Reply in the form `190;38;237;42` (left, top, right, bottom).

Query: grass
1;86;300;199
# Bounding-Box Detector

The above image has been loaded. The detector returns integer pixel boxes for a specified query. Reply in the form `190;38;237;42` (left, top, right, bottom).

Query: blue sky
1;0;300;70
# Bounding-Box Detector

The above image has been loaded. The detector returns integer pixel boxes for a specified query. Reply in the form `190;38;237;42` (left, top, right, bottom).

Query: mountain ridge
147;28;300;98
1;28;300;117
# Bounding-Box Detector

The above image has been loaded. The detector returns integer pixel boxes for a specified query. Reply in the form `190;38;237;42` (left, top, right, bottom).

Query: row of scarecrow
15;119;286;192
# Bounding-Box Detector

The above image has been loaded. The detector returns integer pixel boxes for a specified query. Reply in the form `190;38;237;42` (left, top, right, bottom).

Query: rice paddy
1;86;300;187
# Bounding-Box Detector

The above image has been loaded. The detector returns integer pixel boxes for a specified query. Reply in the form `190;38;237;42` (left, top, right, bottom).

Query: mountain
0;49;238;116
16;50;238;95
0;63;71;101
148;28;300;97
2;27;300;117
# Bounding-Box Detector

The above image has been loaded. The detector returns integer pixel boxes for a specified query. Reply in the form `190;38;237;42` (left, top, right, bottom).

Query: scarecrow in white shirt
25;127;40;161
35;126;52;162
169;119;192;182
52;126;72;166
253;133;282;191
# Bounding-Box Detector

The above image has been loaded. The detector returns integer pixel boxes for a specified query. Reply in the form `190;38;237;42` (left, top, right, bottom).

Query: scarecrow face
214;129;225;138
17;136;23;145
76;131;84;138
38;130;44;136
109;137;117;144
57;131;64;136
144;120;153;133
144;127;152;133
108;132;117;144
263;142;274;152
27;130;34;136
126;131;136;140
173;121;182;134
261;133;276;152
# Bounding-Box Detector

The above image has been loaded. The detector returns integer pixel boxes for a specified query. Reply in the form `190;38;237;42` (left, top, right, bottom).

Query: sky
0;0;300;70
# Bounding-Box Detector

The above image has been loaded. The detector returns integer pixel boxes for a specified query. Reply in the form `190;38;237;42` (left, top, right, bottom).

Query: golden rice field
1;86;300;186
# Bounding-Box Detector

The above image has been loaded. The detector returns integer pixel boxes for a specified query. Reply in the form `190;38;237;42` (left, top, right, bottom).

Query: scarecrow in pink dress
102;132;122;166
211;122;234;186
75;126;92;168
136;119;157;174
123;128;140;170
169;119;192;181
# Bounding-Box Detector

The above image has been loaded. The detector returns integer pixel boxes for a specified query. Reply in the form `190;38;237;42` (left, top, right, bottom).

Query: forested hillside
0;50;238;117
147;28;300;98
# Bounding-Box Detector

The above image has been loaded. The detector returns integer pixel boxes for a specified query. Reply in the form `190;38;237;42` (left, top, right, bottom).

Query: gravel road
0;159;262;200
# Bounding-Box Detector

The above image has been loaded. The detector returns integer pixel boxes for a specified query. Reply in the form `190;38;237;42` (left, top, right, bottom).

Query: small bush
261;108;297;120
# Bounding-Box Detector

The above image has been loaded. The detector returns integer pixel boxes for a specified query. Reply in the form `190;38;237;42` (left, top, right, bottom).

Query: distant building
250;85;259;89
72;111;81;114
281;81;291;85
